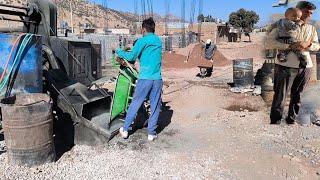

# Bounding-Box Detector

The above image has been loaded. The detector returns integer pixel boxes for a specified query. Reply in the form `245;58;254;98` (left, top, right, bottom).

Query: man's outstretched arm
116;39;145;62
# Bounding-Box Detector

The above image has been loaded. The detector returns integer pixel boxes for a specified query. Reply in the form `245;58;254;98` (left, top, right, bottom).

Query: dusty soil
1;84;320;179
1;33;320;179
217;32;266;64
162;32;266;84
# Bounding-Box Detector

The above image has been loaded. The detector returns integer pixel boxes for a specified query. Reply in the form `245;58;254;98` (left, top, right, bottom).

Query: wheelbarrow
45;54;139;145
197;65;213;78
109;53;139;125
110;52;150;129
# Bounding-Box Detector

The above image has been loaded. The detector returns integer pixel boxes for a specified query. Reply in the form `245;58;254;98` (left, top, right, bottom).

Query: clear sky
90;0;320;26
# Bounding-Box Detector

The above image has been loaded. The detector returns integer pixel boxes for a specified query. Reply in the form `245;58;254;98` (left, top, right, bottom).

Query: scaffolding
141;0;146;20
198;0;203;42
189;0;196;30
133;0;139;34
181;0;186;48
104;0;108;31
146;0;153;18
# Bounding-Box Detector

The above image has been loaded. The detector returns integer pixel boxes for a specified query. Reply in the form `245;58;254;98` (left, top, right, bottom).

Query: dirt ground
162;32;266;84
1;32;320;179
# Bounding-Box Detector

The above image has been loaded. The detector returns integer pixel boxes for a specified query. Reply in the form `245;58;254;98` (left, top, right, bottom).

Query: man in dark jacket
204;39;217;62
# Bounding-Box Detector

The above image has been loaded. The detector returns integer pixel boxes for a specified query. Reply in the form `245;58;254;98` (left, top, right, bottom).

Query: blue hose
7;34;34;83
0;34;31;88
0;34;34;94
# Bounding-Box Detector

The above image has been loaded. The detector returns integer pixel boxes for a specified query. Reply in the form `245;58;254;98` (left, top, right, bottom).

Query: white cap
206;39;212;44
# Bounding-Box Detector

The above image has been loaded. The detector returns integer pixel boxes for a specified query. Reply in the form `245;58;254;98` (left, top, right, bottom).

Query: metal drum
1;93;55;166
261;68;274;106
233;58;254;88
317;53;320;80
261;89;274;106
310;54;317;82
261;75;274;106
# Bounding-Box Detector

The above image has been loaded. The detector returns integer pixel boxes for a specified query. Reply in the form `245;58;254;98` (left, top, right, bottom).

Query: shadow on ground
157;102;173;134
54;111;74;161
130;101;173;135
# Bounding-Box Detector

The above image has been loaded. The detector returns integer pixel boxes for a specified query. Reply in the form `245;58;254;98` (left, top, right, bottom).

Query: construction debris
229;85;261;95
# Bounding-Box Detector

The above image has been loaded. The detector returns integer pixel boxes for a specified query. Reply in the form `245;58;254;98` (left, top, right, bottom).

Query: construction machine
0;0;135;146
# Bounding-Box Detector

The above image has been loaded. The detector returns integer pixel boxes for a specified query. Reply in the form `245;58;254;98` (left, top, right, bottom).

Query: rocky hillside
0;0;181;31
55;0;136;30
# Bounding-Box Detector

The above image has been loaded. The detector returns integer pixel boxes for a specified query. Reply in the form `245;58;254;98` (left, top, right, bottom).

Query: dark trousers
270;64;311;123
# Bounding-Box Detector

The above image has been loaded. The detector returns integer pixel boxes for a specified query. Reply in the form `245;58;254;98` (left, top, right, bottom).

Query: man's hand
111;44;118;53
290;41;311;51
116;57;126;66
124;47;131;51
290;42;302;50
299;41;312;50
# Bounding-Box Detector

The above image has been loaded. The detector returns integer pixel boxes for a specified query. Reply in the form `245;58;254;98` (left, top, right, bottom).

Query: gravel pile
0;143;232;180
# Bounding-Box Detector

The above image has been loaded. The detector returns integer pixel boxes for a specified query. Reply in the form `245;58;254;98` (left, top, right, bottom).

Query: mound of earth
163;44;230;69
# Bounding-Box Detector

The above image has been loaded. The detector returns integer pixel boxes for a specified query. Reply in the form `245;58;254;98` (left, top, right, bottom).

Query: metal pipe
69;1;74;33
0;9;27;17
0;26;24;33
198;0;203;42
0;16;37;24
0;3;28;10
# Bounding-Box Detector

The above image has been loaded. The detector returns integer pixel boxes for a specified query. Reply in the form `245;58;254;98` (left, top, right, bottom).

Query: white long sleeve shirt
265;23;320;68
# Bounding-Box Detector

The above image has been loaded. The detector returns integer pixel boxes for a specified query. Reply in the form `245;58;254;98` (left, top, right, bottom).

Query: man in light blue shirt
116;18;163;141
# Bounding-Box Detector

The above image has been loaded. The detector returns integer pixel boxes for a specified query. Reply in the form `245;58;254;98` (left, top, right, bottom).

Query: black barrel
233;58;254;88
1;93;55;166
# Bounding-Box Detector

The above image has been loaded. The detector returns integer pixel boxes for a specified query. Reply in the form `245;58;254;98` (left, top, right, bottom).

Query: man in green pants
115;18;163;141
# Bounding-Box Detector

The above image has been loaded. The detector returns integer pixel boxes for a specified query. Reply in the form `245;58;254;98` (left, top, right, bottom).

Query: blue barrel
0;33;42;97
233;58;254;88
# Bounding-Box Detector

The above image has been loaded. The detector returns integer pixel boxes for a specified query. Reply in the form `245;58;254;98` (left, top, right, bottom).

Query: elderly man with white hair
203;39;217;63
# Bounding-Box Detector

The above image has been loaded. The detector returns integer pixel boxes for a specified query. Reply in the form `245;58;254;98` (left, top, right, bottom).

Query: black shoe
270;120;281;125
286;119;295;125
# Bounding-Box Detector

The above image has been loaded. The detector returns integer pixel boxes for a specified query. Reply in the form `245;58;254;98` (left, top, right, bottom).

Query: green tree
197;14;205;23
205;15;215;22
228;8;259;33
198;14;216;23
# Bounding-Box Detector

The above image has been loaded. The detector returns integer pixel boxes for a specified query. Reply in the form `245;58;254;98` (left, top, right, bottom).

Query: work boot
119;127;128;139
270;120;281;125
285;118;296;125
148;134;158;141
